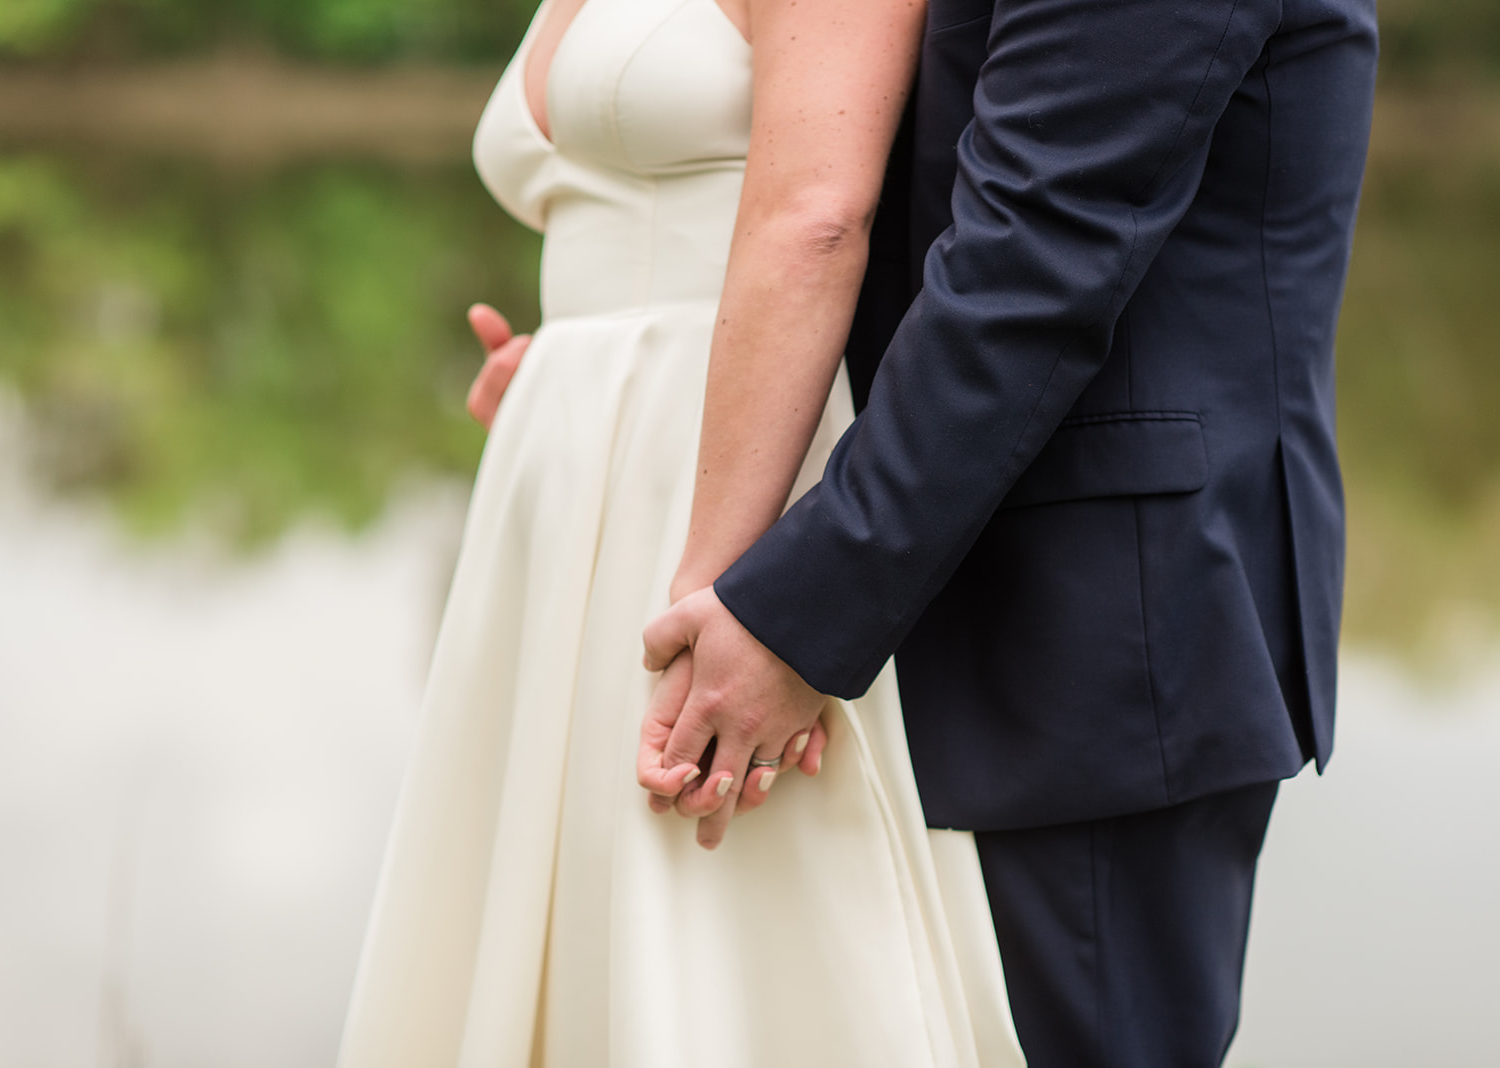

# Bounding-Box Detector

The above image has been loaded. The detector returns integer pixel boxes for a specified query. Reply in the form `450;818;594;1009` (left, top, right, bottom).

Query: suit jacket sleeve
715;0;1286;697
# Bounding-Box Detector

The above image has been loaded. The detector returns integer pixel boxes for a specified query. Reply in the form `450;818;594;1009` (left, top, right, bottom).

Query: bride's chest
545;0;752;172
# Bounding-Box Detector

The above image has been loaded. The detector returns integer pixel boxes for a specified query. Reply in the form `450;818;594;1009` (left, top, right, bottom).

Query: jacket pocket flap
1001;412;1207;509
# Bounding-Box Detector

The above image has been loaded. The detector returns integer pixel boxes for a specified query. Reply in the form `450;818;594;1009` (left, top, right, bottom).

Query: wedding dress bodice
472;0;752;320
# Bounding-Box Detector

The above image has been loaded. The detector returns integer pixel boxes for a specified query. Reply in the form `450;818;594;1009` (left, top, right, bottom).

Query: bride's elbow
800;217;861;259
771;194;875;264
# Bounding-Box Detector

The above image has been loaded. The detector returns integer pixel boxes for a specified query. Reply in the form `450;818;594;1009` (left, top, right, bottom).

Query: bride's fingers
734;717;823;818
673;763;732;820
731;744;784;816
673;746;734;819
466;302;513;351
677;729;744;828
647;762;700;813
694;748;745;850
466;336;531;429
659;689;730;822
784;729;811;769
637;653;698;804
795;717;829;776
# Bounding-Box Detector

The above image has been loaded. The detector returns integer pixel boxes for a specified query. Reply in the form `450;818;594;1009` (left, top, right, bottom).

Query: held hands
636;586;829;849
465;303;532;429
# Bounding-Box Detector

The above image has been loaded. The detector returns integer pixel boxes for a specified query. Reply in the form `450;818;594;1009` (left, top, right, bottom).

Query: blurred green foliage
6;0;1493;80
1378;0;1500;85
1336;156;1500;652
0;0;531;63
0;152;540;543
0;142;1496;650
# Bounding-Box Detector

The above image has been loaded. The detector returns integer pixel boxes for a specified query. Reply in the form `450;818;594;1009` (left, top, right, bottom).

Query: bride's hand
465;303;532;429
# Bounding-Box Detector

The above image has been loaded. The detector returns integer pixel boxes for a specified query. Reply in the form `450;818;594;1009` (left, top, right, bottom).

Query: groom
638;0;1378;1062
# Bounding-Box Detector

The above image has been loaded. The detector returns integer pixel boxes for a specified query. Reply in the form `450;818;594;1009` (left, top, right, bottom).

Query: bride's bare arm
669;0;925;602
642;0;925;838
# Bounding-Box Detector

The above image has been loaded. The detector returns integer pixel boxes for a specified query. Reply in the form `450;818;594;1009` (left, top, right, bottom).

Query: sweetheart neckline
517;0;751;151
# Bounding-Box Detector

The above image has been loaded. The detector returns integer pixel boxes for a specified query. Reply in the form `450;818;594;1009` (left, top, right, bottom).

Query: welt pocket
1000;411;1208;509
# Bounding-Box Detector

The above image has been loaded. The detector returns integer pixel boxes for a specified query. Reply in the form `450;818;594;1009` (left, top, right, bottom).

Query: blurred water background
1;1;1497;1065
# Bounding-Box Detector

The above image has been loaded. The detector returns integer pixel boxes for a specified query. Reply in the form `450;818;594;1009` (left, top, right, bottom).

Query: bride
336;0;1024;1063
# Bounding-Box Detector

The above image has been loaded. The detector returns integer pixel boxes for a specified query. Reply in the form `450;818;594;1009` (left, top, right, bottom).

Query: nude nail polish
715;775;733;797
682;767;701;785
757;770;777;792
794;732;810;755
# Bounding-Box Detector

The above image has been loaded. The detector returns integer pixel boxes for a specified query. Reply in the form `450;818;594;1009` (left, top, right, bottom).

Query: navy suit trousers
974;781;1280;1067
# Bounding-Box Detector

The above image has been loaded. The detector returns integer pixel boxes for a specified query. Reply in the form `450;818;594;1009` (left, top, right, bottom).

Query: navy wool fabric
974;782;1280;1066
717;0;1378;832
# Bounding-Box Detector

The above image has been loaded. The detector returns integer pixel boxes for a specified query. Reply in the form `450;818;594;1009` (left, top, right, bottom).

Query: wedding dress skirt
337;0;1023;1063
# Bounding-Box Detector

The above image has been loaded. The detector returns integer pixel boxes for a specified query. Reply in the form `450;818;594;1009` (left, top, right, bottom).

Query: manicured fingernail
794;732;810;755
757;770;777;792
811;754;822;775
681;766;701;785
716;775;733;797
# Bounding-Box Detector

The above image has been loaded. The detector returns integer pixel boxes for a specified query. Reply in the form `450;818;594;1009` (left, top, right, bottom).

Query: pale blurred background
0;2;1497;1065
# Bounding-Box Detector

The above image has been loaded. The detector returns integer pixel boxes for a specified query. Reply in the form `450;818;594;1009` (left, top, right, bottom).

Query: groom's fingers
641;595;698;672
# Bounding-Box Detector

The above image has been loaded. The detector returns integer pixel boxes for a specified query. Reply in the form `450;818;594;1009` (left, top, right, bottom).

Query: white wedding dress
337;0;1024;1064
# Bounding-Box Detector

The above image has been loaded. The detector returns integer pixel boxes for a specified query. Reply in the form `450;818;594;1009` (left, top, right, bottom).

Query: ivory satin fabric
336;0;1024;1063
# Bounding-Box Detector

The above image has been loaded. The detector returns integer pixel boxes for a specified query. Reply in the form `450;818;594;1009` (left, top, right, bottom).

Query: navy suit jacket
717;0;1378;829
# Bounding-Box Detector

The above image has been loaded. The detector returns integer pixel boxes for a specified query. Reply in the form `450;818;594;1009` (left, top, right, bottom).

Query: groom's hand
638;586;828;849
